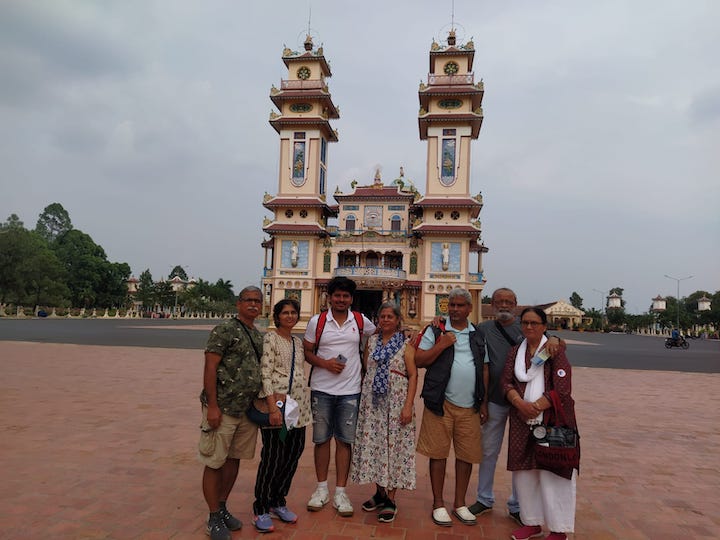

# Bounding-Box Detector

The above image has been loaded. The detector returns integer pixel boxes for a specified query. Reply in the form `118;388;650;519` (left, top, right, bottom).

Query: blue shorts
310;390;360;444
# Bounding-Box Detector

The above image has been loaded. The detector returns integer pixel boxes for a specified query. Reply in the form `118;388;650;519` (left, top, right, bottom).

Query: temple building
260;31;487;328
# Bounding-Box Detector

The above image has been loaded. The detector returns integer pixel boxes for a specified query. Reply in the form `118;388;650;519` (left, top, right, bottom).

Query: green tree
1;214;24;230
35;203;73;243
569;292;583;309
481;295;491;304
155;280;176;311
95;262;132;308
169;265;188;281
137;269;156;311
211;278;235;303
0;225;69;305
584;308;603;331
52;229;108;308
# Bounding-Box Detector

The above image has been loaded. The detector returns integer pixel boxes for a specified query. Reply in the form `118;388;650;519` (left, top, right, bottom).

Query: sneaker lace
337;492;351;508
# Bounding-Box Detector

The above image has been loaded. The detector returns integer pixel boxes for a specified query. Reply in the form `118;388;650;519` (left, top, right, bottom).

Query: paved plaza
1;336;719;539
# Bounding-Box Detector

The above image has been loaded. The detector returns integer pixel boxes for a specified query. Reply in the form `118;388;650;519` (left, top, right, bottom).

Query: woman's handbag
533;390;580;476
247;337;296;430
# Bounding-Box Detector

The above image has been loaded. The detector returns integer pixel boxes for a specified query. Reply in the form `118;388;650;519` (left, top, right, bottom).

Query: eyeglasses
520;320;544;327
240;298;262;304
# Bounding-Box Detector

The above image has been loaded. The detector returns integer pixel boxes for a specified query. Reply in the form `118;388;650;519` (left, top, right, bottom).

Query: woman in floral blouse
252;299;311;533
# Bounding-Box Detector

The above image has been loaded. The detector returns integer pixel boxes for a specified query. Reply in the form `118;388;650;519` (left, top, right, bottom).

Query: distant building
260;31;487;328
481;300;588;329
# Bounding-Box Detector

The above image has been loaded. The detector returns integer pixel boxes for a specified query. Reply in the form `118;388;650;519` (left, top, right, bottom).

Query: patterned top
200;318;263;417
501;346;577;474
259;331;312;428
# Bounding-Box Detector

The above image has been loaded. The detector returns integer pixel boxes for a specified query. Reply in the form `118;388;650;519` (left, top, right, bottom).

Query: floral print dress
351;333;416;490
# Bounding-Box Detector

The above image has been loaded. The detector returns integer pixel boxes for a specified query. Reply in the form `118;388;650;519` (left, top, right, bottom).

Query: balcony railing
280;79;324;90
428;73;474;86
334;266;407;280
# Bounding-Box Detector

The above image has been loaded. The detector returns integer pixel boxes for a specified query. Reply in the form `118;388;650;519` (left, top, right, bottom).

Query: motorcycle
665;337;689;349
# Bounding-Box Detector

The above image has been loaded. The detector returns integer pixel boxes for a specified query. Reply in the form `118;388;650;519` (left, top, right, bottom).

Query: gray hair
377;301;402;320
237;285;262;300
448;288;472;304
491;287;517;303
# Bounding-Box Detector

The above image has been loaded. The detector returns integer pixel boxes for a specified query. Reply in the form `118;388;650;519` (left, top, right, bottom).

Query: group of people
196;278;579;540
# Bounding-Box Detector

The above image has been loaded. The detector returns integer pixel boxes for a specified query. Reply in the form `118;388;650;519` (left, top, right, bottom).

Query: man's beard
496;310;514;322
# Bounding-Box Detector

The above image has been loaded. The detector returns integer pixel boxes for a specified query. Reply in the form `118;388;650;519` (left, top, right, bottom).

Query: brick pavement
0;341;718;539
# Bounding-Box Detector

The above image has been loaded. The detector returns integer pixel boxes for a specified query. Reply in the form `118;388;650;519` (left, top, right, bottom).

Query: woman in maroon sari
501;307;578;540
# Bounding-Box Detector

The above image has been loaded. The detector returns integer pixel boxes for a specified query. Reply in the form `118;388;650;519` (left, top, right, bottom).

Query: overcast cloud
1;0;718;314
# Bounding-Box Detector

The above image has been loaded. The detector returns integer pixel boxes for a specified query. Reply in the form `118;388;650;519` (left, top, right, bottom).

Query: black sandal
378;500;397;523
361;487;387;512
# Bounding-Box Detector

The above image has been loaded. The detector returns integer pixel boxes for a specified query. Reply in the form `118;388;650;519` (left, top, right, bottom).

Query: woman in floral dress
351;302;417;522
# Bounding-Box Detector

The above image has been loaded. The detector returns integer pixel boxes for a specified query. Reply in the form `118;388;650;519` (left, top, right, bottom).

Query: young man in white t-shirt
303;276;376;517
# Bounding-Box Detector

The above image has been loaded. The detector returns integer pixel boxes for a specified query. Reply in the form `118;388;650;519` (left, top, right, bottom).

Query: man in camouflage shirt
198;286;264;540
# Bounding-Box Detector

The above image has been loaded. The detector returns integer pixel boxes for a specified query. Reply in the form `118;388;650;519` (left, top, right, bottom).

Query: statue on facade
290;241;299;267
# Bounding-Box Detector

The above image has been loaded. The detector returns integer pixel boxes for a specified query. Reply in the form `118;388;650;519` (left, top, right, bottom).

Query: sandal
378;500;397;523
361;488;387;512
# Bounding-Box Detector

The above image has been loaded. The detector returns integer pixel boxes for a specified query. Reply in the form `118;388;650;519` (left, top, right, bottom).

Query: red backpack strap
353;311;364;335
313;311;328;354
414;321;445;349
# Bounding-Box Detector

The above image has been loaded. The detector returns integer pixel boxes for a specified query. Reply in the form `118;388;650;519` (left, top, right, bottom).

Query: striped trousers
253;426;306;514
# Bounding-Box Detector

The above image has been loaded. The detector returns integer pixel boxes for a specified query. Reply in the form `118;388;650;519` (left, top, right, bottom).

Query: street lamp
664;274;692;332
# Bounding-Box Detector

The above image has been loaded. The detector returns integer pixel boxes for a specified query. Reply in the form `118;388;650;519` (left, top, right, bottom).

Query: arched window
390;215;402;232
346;214;356;231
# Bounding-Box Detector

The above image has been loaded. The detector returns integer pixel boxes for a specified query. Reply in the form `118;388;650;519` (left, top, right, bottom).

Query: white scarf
514;335;548;425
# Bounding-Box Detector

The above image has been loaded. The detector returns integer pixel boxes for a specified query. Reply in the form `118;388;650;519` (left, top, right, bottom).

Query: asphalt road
0;319;718;373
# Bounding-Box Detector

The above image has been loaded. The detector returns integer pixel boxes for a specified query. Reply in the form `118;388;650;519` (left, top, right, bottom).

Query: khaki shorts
197;406;258;469
416;400;482;463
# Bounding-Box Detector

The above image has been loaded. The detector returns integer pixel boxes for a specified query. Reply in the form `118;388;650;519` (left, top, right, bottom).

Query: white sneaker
307;488;329;511
333;492;354;517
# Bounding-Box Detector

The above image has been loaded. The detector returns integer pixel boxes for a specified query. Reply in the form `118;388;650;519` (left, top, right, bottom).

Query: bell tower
269;34;339;198
418;29;483;195
261;35;340;321
413;29;486;319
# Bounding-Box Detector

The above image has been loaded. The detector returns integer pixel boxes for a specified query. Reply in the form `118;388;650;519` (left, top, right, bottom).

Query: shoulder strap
414;321;445;349
288;338;296;393
495;320;520;347
236;319;261;363
313;311;329;354
353;311;364;335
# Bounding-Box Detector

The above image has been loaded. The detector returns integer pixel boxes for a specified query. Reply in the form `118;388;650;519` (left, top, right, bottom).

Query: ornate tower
413;30;486;320
261;35;340;319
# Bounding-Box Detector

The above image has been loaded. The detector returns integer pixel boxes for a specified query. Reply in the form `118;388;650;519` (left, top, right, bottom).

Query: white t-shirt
304;310;376;395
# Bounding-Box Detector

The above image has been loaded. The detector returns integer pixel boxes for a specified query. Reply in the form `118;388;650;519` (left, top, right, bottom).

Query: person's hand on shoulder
546;336;565;357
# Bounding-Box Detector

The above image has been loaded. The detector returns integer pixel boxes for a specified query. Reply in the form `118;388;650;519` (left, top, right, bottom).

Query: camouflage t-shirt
199;318;263;417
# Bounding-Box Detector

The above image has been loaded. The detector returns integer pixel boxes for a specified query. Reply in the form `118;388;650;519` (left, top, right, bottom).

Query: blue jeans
476;401;519;513
310;390;360;444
